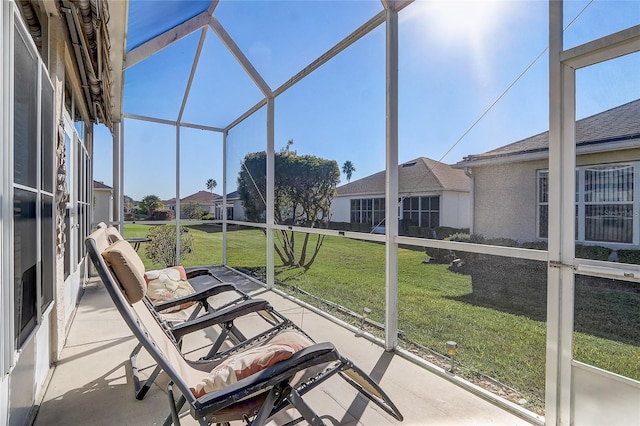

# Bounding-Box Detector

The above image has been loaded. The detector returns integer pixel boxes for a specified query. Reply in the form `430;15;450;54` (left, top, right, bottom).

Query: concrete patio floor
33;271;537;425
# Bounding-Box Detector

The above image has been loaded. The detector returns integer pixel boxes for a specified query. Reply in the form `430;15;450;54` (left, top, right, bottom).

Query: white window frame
538;163;639;247
1;0;11;378
4;2;57;369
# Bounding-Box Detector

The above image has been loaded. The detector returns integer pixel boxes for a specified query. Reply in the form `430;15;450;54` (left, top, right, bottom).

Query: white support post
222;131;227;265
175;125;181;265
384;3;399;351
112;121;121;230
266;97;275;288
546;1;576;424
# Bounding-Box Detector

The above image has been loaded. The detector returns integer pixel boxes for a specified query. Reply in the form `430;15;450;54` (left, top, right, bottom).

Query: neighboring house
93;181;113;226
331;157;471;231
215;190;246;221
164;190;219;218
455;99;640;248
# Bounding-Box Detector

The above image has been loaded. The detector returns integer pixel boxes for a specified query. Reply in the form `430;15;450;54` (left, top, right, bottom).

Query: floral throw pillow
144;266;196;312
190;331;312;398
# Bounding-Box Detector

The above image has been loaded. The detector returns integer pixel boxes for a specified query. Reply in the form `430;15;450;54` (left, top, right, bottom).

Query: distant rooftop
337;157;470;197
164;190;220;205
93;180;113;190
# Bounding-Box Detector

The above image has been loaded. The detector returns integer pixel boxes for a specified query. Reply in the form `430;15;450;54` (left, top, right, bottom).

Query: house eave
454;137;640;169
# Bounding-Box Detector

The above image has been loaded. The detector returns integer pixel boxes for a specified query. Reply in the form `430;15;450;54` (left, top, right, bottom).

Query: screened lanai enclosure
100;2;640;424
3;0;638;425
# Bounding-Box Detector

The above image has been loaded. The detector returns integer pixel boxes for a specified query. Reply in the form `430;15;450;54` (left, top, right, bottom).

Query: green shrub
145;225;193;267
521;241;548;250
434;226;469;239
424;232;472;264
617;249;640;265
483;237;518;247
201;214;214;220
407;225;421;237
575;244;611;261
446;232;472;243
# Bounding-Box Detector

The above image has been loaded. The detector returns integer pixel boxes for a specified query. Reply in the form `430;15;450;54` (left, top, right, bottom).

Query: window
420;196;440;229
12;14;56;349
350;197;384;226
401;195;440;228
584;165;633;243
538;164;637;244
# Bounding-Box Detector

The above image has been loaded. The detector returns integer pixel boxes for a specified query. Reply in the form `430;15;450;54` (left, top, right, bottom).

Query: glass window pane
41;69;54;192
14;189;38;347
584;165;633;203
42;195;54;310
14;27;38;188
430;196;439;210
539;205;548;239
584;205;633;244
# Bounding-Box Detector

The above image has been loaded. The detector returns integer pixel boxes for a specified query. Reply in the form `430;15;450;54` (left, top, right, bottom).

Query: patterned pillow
143;266;196;312
190;330;312;398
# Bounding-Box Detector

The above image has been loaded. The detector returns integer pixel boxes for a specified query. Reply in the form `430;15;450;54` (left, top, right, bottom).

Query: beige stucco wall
472;148;640;242
473;159;548;242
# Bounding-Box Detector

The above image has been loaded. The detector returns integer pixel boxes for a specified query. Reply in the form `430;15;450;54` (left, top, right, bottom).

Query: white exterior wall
330;197;352;223
232;199;246;221
331;191;470;229
93;189;113;226
441;191;471;229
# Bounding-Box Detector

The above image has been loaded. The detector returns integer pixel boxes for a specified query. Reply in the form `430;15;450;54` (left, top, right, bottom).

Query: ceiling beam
209;16;272;97
561;25;640;69
177;28;208;122
125;11;210;70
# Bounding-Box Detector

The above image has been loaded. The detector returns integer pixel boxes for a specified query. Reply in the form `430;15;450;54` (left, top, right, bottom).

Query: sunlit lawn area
124;223;640;414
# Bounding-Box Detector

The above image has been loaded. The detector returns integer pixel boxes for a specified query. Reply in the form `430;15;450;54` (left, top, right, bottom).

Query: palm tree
342;161;356;183
206;179;217;193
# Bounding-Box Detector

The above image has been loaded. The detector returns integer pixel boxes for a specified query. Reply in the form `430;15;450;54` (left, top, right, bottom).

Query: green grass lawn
124;224;640;414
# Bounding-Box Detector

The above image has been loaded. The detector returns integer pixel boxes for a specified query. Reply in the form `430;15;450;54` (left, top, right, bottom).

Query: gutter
464;167;474;234
454;135;640;169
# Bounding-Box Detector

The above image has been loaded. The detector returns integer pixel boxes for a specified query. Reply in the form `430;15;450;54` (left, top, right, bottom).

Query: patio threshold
33;269;537;425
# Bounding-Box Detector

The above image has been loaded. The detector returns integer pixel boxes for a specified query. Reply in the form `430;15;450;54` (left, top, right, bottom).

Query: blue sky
93;0;640;202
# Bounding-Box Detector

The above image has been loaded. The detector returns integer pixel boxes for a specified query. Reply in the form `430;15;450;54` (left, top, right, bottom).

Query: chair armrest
153;282;241;312
171;299;272;340
185;268;212;279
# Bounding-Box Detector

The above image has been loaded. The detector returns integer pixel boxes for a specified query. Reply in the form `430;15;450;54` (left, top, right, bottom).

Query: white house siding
473;160;547;242
93;189;113;226
233;200;246;221
442;191;471;229
330;191;471;229
330;197;353;223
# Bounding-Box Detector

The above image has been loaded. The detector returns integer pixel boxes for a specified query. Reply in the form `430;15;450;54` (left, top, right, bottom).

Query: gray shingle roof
336;157;469;196
457;99;640;165
93;180;112;190
164;190;220;205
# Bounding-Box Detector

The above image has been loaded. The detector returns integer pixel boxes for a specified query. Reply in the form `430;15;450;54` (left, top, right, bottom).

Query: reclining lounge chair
91;226;286;399
86;229;403;425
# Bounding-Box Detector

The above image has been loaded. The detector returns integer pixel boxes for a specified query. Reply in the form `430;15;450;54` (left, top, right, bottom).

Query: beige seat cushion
106;226;124;243
102;240;147;303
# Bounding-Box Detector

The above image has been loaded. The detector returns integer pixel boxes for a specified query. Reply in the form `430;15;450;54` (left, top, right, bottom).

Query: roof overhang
106;0;128;124
453;137;640;169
